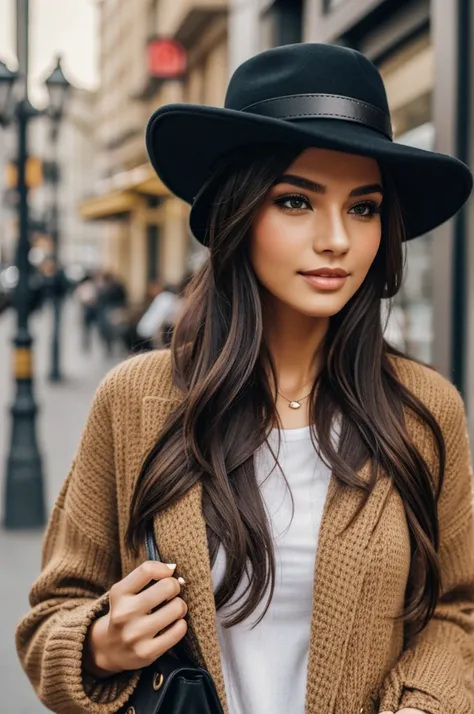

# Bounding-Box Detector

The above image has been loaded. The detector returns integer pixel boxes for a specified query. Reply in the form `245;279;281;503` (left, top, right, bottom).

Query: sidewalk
0;299;120;712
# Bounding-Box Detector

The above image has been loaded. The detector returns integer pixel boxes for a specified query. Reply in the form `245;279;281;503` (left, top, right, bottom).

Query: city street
1;1;474;711
0;298;120;712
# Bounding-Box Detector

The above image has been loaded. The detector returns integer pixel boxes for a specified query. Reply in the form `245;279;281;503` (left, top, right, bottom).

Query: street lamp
44;56;72;383
0;56;46;528
0;0;70;529
45;56;71;122
0;60;17;124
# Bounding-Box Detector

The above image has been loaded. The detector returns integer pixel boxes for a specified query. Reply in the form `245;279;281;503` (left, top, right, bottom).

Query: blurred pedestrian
75;272;99;352
121;280;163;354
16;43;474;714
38;256;70;301
136;282;179;348
96;271;127;356
160;272;194;347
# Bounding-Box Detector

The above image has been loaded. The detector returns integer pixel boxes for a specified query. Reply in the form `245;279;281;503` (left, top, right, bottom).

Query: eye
349;200;381;219
274;193;312;212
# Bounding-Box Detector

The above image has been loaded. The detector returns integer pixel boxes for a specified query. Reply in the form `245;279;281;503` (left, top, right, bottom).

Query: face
250;147;383;320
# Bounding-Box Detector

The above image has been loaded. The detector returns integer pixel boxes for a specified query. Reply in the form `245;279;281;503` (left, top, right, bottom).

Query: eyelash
274;193;382;219
274;193;312;212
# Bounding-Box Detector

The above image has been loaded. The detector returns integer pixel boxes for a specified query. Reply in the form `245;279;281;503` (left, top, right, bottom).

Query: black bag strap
145;521;160;562
145;521;196;665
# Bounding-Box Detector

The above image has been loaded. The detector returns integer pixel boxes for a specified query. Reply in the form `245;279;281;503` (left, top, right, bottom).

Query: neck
263;298;328;396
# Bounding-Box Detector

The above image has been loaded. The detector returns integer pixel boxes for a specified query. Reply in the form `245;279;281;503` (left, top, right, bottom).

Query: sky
0;0;99;104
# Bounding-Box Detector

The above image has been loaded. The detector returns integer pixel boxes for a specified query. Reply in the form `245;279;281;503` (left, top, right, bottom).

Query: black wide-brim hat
146;43;472;245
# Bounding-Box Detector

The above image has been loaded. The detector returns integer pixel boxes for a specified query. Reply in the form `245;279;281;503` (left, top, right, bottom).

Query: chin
292;299;348;318
265;289;350;318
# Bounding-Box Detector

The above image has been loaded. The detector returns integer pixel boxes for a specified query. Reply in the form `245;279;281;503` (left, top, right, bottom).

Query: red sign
147;38;187;79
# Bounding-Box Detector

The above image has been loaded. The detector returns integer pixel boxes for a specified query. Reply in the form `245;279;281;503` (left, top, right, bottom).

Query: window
379;34;435;364
379;34;433;138
185;66;204;104
147;222;161;282
260;0;303;49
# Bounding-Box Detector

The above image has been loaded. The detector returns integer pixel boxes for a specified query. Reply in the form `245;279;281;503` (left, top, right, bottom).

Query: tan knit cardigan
16;350;474;714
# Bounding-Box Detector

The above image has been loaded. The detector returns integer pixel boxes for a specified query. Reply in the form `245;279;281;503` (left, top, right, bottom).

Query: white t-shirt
136;291;178;339
211;425;332;714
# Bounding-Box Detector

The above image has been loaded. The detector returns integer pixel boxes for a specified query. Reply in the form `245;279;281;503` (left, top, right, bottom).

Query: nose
313;205;351;255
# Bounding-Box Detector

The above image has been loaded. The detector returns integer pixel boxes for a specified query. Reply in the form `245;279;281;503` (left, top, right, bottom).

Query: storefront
146;3;230;275
79;164;189;306
80;1;229;306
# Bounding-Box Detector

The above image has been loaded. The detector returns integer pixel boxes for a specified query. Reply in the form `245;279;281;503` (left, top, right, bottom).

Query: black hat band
241;93;393;141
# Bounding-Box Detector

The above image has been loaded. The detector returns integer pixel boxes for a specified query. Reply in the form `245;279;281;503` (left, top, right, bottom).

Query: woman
16;43;474;714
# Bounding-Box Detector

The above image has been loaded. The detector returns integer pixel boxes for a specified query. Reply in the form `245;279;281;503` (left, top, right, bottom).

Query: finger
142;597;188;638
147;618;188;661
136;575;182;614
116;561;177;595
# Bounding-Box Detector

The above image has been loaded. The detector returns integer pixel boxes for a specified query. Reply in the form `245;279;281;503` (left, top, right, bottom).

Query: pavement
0;298;121;713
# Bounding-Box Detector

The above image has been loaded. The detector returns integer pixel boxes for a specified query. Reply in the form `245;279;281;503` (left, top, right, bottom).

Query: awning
79;190;139;221
79;164;169;221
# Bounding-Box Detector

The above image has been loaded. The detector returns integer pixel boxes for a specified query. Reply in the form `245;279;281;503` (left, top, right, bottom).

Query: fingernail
177;576;186;585
166;563;177;570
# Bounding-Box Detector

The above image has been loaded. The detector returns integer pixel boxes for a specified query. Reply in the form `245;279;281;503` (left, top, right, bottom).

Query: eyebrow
275;174;384;197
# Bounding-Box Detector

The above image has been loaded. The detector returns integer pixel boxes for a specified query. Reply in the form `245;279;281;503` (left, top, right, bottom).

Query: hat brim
146;103;473;243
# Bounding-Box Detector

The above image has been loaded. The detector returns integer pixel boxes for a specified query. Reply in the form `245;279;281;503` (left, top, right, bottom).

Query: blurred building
228;0;304;67
79;0;228;306
56;88;103;270
0;86;101;273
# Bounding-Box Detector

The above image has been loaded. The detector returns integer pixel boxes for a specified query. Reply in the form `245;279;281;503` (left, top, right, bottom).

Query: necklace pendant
289;400;302;410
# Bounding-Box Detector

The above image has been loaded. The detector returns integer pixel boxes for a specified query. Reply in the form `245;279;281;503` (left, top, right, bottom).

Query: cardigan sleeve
378;384;474;714
15;375;141;714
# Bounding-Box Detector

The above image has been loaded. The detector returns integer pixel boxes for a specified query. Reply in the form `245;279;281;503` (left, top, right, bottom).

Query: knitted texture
15;349;474;714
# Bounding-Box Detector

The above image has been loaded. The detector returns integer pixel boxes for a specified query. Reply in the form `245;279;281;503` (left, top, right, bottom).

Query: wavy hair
127;145;445;635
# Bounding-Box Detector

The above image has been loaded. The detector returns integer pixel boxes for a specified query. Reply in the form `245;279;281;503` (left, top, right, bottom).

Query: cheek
250;210;300;283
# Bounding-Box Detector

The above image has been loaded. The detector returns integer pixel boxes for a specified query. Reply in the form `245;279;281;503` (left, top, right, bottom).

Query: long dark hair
127;144;445;636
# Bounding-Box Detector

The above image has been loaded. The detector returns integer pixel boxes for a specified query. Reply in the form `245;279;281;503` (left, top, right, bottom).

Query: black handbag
119;524;224;714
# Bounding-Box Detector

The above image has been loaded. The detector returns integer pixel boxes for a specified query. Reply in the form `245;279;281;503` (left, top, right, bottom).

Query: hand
83;561;188;678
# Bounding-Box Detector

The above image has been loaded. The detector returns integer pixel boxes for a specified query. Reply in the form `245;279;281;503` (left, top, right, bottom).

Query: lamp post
45;57;71;121
0;1;70;529
0;60;17;125
44;57;71;383
0;0;46;529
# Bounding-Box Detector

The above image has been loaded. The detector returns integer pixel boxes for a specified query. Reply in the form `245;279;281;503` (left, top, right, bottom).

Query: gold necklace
277;389;313;410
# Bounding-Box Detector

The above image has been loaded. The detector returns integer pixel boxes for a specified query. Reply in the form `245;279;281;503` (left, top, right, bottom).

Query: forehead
286;147;382;186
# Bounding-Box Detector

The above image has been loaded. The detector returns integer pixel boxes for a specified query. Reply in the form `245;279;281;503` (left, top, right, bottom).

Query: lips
298;268;349;277
298;268;349;291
